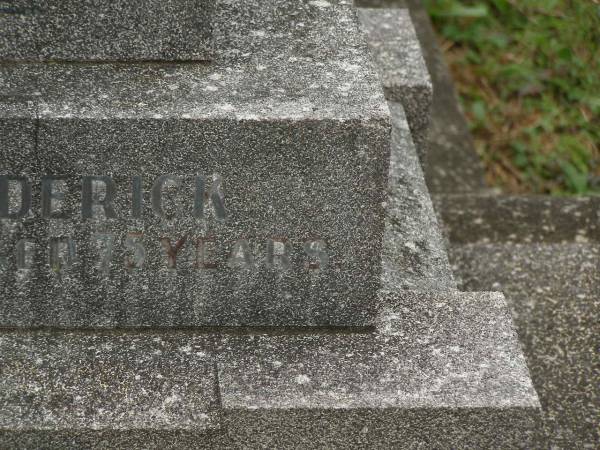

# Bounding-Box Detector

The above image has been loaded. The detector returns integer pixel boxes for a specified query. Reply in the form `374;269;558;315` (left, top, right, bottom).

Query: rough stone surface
0;291;541;448
436;194;600;244
355;0;487;192
370;2;599;446
216;290;539;447
0;1;544;448
382;103;455;291
359;7;432;160
0;0;391;327
0;333;219;430
451;242;600;448
217;408;539;449
0;0;214;61
404;0;487;193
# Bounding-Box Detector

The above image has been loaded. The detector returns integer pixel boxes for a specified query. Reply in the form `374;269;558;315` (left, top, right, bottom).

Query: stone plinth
0;291;540;448
0;0;214;61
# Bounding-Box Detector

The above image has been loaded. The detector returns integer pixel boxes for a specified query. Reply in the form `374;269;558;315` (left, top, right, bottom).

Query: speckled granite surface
450;241;599;448
0;1;543;447
358;7;432;160
0;0;215;61
0;291;540;448
382;103;456;291
0;0;391;327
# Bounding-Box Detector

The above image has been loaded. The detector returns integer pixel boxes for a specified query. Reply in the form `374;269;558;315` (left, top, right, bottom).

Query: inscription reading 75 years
0;174;329;274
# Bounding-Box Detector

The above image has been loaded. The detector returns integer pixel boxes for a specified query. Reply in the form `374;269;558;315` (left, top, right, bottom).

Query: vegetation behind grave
424;0;600;194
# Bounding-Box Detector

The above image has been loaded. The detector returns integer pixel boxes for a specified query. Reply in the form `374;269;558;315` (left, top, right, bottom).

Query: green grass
424;0;600;194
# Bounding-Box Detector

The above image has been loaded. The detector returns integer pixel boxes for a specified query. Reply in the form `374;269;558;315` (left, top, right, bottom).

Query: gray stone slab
0;0;214;61
450;242;600;447
0;0;391;327
355;0;488;192
0;291;542;448
218;408;539;449
436;194;600;244
216;290;540;447
383;103;455;291
451;243;600;300
359;7;432;160
0;333;219;431
0;430;220;450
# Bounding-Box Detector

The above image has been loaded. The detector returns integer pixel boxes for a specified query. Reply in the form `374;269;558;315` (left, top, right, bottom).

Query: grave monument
0;0;540;447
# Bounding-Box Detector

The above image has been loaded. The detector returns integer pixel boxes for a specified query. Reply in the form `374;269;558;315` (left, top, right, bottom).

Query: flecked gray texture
403;0;487;194
450;242;600;448
371;3;599;445
216;290;539;447
217;408;539;449
0;430;220;450
359;7;432;160
436;194;600;244
0;0;391;327
0;410;539;449
354;1;487;193
382;103;455;291
0;291;541;448
0;0;214;61
0;333;219;430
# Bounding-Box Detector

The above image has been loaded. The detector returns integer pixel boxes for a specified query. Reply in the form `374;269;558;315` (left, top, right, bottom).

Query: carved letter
304;240;329;270
194;174;226;220
15;239;35;269
228;239;253;269
49;237;77;272
124;232;146;270
266;238;292;270
82;176;118;219
42;176;69;219
0;175;31;219
160;236;186;269
196;237;217;269
93;233;115;274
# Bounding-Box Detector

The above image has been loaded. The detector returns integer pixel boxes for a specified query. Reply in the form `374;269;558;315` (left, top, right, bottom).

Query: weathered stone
0;291;541;448
403;0;488;194
383;103;455;291
0;0;390;327
216;291;540;447
0;333;219;431
436;194;600;244
354;1;487;190
0;0;214;61
359;7;432;160
0;1;544;448
450;242;600;447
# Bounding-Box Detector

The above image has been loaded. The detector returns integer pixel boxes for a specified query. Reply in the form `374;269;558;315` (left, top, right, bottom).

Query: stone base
0;291;540;448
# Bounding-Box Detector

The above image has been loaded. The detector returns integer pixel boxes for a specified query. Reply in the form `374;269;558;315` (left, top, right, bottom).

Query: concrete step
449;242;600;448
0;291;539;448
435;194;600;244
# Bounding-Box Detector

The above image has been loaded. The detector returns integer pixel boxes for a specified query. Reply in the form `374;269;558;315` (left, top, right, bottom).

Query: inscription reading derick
0;175;329;274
